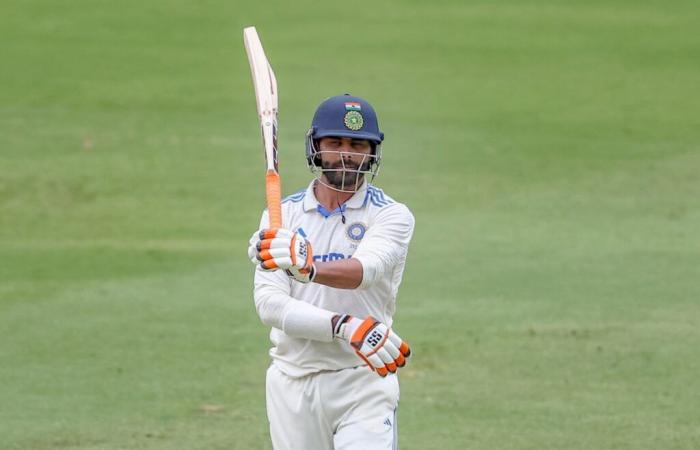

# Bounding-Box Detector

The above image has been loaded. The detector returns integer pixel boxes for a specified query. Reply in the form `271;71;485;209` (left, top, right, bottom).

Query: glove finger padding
375;346;398;374
248;228;314;273
258;228;293;240
365;352;388;376
261;256;293;270
257;237;292;251
257;246;292;261
248;239;277;271
387;330;411;366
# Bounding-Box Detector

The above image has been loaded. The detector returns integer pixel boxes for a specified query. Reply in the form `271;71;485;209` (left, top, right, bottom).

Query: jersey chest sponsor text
313;252;353;263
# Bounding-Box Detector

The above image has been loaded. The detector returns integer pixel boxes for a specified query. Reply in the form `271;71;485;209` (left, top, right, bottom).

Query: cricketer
248;94;415;450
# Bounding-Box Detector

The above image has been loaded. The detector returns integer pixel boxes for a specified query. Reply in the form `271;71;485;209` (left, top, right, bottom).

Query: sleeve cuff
353;255;379;289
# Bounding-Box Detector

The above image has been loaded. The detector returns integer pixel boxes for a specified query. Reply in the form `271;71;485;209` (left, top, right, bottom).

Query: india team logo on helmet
344;111;364;131
343;101;364;131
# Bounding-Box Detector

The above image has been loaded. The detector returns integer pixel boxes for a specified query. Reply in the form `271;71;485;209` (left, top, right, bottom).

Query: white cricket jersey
251;179;415;378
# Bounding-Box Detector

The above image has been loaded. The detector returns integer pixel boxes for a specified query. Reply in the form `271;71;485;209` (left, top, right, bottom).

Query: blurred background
1;0;699;448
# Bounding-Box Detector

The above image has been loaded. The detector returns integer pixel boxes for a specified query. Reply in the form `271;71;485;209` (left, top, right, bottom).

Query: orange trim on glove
350;317;379;350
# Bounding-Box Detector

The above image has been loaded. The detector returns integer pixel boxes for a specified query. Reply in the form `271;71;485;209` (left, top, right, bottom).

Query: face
317;137;373;190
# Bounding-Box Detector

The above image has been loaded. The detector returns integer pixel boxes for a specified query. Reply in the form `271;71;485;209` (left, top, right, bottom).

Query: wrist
331;314;341;334
332;314;355;340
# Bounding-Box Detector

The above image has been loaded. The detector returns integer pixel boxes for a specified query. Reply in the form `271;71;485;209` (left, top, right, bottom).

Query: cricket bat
243;26;282;228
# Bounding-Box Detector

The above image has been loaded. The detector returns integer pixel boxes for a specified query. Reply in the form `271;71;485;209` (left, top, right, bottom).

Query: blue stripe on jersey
366;192;383;207
367;186;392;208
369;186;387;203
369;186;392;203
368;192;386;207
282;189;306;204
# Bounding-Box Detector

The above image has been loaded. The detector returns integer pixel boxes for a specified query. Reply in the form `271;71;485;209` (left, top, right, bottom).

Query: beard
320;159;372;190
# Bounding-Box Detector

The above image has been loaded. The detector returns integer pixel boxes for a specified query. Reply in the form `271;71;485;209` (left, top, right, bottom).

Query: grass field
2;0;699;449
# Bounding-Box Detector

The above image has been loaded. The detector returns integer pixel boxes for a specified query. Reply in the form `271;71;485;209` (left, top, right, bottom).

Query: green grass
1;0;699;449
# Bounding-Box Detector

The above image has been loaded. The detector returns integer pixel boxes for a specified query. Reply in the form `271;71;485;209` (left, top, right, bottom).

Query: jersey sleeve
351;202;415;288
251;209;337;342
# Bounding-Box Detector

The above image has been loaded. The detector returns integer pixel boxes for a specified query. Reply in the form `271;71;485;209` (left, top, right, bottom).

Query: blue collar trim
317;203;347;218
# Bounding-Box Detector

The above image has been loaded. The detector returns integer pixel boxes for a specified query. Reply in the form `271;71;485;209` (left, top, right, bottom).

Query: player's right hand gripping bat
244;26;282;228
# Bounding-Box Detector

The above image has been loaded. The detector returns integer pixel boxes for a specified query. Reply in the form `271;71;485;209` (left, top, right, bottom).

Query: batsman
248;94;415;450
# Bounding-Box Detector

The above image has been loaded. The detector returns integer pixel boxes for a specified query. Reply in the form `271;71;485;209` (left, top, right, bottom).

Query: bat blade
244;26;282;228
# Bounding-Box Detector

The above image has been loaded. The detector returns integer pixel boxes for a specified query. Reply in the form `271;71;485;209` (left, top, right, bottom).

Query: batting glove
334;315;411;377
248;228;316;283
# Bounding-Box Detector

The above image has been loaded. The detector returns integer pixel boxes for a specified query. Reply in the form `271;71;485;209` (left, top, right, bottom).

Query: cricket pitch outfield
1;0;699;448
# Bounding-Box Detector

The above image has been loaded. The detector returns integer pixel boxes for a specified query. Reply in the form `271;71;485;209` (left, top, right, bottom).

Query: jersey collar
303;179;369;213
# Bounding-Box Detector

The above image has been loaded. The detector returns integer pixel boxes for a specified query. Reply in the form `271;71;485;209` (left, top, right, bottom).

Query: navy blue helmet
306;94;384;143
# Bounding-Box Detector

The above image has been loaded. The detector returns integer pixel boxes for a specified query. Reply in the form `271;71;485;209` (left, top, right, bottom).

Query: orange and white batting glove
334;315;411;377
248;228;316;283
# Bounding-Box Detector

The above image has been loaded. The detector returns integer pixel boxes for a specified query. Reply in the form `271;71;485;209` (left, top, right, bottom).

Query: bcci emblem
344;111;364;131
346;222;367;242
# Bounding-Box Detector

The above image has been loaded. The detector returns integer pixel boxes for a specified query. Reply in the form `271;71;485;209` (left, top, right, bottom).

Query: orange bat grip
266;170;282;228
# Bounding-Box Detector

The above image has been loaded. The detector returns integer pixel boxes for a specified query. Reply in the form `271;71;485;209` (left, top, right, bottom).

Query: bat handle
266;170;282;228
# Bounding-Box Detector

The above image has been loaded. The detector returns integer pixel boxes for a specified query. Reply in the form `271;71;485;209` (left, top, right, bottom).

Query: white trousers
266;364;400;450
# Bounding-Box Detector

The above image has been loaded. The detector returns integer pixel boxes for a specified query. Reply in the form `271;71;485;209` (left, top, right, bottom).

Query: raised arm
249;203;415;289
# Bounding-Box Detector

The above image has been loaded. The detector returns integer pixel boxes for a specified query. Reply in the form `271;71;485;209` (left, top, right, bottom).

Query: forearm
313;258;363;289
254;283;336;341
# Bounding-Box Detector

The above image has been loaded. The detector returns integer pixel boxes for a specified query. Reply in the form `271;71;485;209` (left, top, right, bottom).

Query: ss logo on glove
298;240;308;259
367;330;383;347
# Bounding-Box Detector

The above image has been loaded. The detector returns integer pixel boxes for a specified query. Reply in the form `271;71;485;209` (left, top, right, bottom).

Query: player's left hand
248;228;316;282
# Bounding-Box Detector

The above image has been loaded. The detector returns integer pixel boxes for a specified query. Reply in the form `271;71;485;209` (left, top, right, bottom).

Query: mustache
321;161;361;170
332;162;359;169
323;158;374;170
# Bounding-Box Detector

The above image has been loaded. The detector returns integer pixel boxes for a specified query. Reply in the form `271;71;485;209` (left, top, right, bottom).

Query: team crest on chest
346;222;367;242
